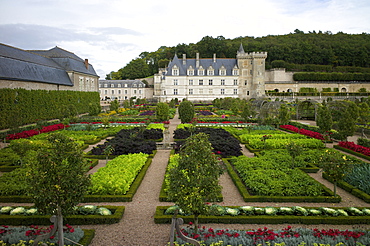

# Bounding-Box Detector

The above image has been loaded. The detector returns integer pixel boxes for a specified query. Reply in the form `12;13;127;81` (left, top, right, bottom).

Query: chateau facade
98;80;150;101
153;45;267;102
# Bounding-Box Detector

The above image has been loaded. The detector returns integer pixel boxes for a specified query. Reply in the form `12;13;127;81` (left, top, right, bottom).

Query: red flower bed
6;123;67;140
280;125;324;140
339;141;370;156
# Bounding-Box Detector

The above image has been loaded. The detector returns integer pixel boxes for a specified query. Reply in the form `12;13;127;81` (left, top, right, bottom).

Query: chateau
153;45;267;102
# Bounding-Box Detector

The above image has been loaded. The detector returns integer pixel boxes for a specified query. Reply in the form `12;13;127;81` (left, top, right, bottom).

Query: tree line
107;30;370;80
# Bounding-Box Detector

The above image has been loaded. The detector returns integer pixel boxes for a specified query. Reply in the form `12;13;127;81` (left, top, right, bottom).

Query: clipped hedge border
0;153;155;203
322;173;370;203
334;144;370;161
0;206;124;226
223;158;341;203
0;166;18;172
154;206;370;225
79;229;95;246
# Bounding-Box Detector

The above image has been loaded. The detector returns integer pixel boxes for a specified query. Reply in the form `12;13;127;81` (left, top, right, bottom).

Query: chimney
213;53;216;63
182;54;186;65
196;53;199;68
84;59;89;69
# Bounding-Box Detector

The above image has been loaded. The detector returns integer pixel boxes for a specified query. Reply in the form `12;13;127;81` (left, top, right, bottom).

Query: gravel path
2;115;370;245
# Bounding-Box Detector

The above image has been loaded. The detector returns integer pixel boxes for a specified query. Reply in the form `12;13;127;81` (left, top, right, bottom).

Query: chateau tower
236;44;267;98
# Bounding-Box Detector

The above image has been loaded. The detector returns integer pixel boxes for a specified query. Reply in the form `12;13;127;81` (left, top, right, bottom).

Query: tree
26;133;90;245
109;99;119;112
277;104;291;125
156;102;169;121
357;102;370;137
337;108;356;141
178;100;194;123
316;104;333;140
286;142;303;169
167;133;223;233
241;102;253;121
121;58;150;79
320;149;353;197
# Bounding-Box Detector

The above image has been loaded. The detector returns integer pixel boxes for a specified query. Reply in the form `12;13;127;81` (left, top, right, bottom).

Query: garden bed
154;206;370;224
0;206;124;225
224;158;341;203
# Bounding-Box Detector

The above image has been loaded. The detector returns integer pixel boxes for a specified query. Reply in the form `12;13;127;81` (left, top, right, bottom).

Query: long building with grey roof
0;43;99;91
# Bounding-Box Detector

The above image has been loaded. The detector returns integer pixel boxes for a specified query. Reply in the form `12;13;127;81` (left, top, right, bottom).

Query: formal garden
1;91;370;245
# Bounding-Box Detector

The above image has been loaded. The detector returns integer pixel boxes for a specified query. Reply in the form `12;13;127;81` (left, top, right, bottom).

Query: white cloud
0;0;369;78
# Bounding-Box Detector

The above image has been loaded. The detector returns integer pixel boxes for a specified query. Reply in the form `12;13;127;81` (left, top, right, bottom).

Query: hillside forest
106;30;370;80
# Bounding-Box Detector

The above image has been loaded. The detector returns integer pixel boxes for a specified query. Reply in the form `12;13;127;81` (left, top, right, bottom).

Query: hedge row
154;206;370;225
223;158;341;203
293;72;370;81
0;88;100;130
0;206;124;225
323;173;370;203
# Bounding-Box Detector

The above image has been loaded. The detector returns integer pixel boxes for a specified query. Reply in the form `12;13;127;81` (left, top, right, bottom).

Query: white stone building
153;45;267;102
98;79;153;101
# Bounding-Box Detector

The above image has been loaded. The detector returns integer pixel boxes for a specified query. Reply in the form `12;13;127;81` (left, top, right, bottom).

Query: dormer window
233;69;239;76
117;84;122;88
187;66;194;76
124;84;128;87
207;66;214;76
198;66;204;76
219;66;226;76
110;84;114;88
172;65;179;76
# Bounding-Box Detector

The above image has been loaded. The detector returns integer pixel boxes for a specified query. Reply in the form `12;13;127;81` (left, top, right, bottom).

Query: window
118;90;121;94
111;84;114;88
198;70;204;76
104;90;107;94
250;70;253;75
124;90;128;94
139;90;142;94
104;83;108;88
234;89;238;95
174;89;178;95
221;79;225;85
233;69;238;76
188;70;194;76
208;70;214;76
117;84;122;88
173;79;178;85
118;96;121;99
244;80;248;85
173;68;179;75
221;89;225;95
199;80;203;85
189;79;193;85
124;84;128;87
220;70;226;76
124;96;128;100
99;90;101;94
134;90;137;94
247;91;250;95
99;83;102;88
233;79;238;85
199;89;203;94
133;84;137;87
189;89;193;95
111;90;114;94
139;84;142;87
163;91;166;95
208;79;213;85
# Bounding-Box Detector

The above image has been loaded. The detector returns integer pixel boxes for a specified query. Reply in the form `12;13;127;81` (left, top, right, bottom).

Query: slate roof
0;43;98;86
166;54;238;76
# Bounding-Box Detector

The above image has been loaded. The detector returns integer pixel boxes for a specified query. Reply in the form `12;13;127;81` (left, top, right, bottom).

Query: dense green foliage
167;133;223;231
25;133;91;216
294;72;370;81
155;102;170;121
108;31;370;79
178;100;195;123
0;88;100;129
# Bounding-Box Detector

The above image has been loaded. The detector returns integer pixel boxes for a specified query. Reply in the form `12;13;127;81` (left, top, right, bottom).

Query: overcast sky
1;0;369;78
